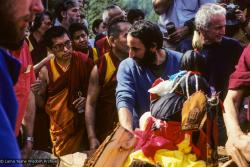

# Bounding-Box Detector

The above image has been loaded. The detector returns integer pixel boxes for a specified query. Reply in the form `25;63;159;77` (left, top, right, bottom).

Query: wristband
26;136;34;143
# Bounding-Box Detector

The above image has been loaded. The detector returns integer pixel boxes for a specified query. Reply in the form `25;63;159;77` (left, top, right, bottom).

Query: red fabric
134;117;188;158
95;36;111;57
12;41;36;136
229;44;250;121
229;44;250;90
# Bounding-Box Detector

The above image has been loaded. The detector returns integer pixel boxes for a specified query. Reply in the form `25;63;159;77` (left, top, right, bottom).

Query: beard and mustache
0;19;24;50
133;49;157;68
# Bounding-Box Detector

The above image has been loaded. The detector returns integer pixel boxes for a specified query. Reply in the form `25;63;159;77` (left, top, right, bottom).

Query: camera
225;3;239;20
166;22;176;36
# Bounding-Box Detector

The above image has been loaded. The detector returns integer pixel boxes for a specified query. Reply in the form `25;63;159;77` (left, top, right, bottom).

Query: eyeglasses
52;40;72;52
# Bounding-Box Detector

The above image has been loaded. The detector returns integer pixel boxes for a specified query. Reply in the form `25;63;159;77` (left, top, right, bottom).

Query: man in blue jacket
0;0;43;165
116;20;182;131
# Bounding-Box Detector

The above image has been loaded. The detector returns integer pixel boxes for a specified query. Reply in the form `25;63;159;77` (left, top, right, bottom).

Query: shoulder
165;48;182;61
117;58;137;77
119;58;136;70
73;51;88;61
222;37;242;48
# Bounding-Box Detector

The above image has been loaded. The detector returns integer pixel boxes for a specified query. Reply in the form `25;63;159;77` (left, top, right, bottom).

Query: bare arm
21;91;35;159
223;89;244;137
33;66;49;109
23;91;36;138
118;107;133;132
85;65;101;149
224;89;250;163
33;54;54;74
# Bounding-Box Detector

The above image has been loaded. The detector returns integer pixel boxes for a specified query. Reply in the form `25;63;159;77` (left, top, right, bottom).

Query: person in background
223;44;250;166
54;0;81;30
127;8;145;24
85;18;131;150
69;23;99;63
95;4;126;57
37;26;93;156
152;0;216;52
219;0;250;47
28;11;53;74
194;3;243;146
91;18;106;47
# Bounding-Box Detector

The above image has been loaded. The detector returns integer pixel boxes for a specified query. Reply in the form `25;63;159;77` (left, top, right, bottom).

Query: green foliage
85;0;158;36
47;0;159;36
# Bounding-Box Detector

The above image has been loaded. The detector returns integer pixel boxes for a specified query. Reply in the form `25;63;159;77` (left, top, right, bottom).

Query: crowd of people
0;0;250;166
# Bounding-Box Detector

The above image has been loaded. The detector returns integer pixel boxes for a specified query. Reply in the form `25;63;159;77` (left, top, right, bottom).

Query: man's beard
69;17;81;25
133;49;156;68
1;38;25;51
0;9;28;50
0;19;25;50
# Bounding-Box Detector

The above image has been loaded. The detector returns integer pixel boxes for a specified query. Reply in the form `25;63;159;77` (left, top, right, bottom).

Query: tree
85;0;158;36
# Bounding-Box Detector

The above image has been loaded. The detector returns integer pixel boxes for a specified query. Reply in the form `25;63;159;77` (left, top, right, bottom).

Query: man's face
72;30;88;52
51;33;73;61
96;22;106;34
201;14;226;44
78;0;84;9
0;0;44;49
127;33;157;67
111;22;131;58
66;6;81;25
38;15;52;35
152;0;172;15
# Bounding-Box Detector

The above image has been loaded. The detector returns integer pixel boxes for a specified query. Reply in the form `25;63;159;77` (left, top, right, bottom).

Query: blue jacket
0;48;21;166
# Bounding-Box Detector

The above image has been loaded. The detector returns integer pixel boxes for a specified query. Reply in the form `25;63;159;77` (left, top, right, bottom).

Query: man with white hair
195;3;243;145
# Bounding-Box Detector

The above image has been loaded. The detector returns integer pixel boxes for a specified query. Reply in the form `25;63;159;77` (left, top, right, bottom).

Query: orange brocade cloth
45;52;93;156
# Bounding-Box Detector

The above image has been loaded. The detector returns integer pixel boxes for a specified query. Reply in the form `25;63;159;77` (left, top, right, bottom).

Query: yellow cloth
124;134;206;167
103;52;116;86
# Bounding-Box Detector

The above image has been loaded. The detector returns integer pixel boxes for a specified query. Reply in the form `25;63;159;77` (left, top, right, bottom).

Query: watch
26;136;34;143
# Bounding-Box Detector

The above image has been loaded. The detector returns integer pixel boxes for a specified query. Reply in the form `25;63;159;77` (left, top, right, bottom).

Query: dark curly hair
128;20;163;49
30;11;52;33
44;26;69;49
69;23;89;38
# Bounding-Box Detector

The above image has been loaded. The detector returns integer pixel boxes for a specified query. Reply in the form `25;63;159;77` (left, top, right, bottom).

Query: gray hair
195;3;226;31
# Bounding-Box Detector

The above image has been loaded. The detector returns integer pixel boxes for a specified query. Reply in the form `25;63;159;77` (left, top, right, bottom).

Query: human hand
89;137;100;150
31;79;46;95
168;26;189;43
225;137;248;167
120;132;137;151
235;133;250;161
72;96;86;112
